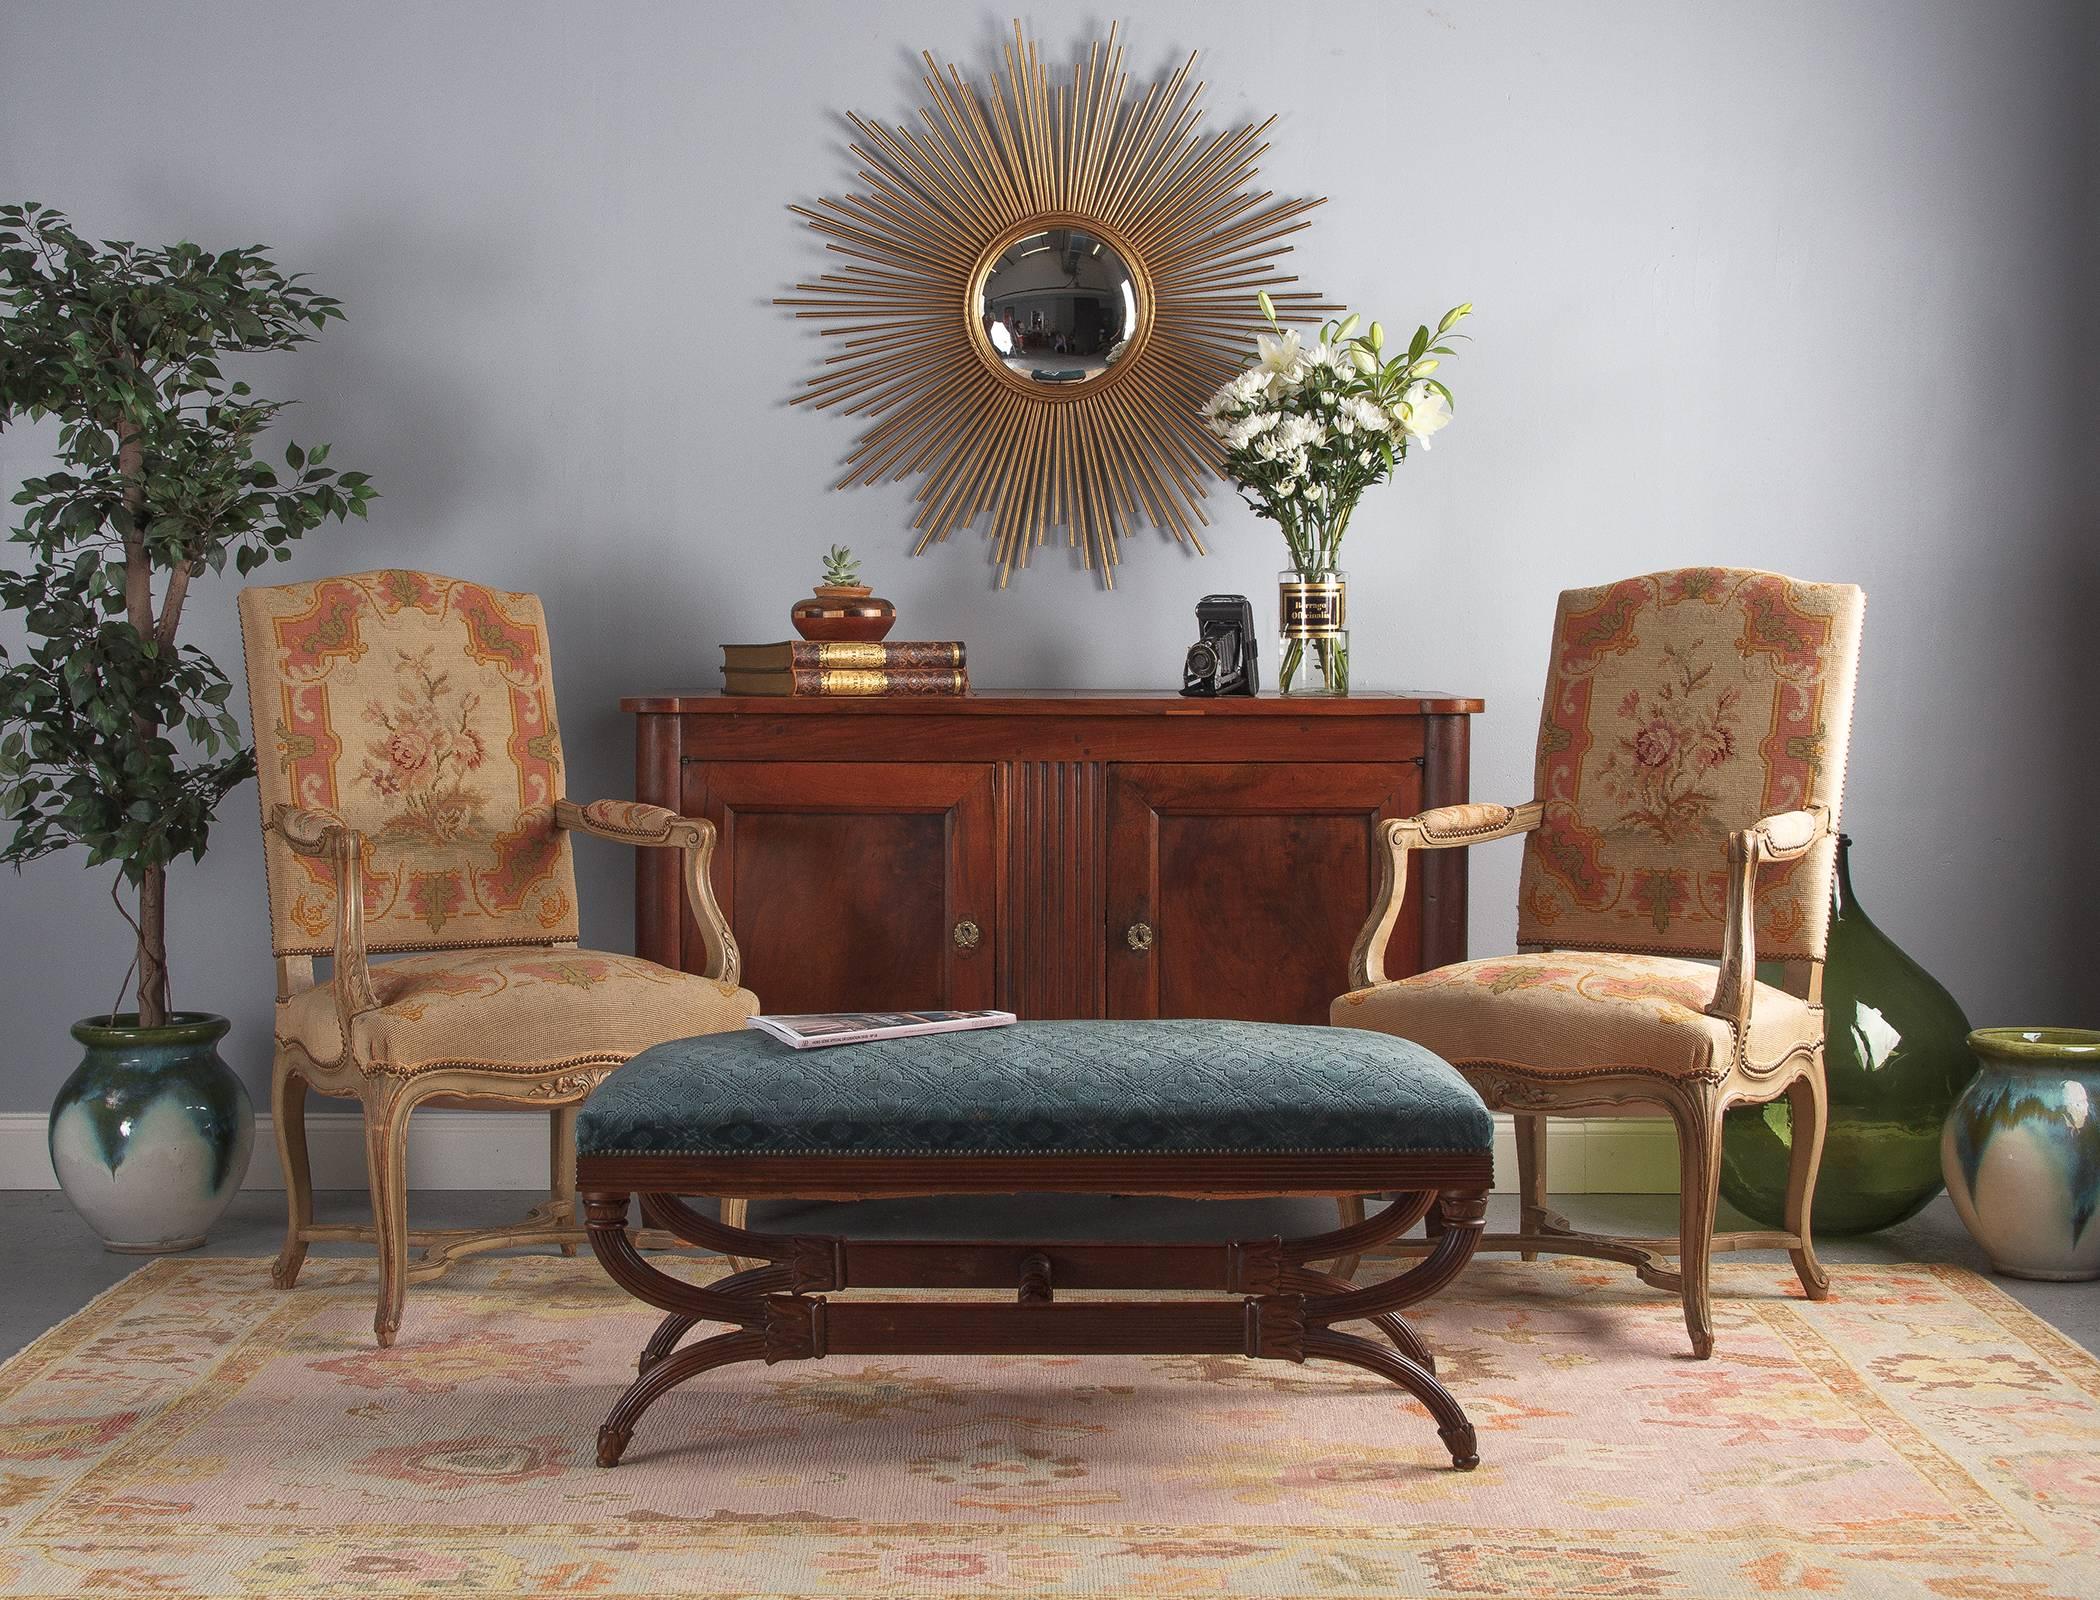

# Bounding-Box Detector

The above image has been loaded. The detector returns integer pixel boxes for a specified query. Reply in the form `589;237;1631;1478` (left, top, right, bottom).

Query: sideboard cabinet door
1105;762;1424;1025
683;762;997;1013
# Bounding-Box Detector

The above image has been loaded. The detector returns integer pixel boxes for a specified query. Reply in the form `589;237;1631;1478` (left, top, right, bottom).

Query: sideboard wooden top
621;689;1486;715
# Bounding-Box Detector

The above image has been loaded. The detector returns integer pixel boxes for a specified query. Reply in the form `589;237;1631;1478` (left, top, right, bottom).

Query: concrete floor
2;1188;2093;1360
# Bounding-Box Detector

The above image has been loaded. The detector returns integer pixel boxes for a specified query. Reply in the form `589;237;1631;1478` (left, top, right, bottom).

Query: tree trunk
135;864;170;1028
115;417;169;1028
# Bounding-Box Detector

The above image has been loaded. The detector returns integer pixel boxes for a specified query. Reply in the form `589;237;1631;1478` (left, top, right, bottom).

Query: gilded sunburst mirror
779;22;1335;587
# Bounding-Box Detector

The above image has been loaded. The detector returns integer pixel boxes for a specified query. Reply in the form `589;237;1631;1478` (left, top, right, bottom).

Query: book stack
721;640;968;697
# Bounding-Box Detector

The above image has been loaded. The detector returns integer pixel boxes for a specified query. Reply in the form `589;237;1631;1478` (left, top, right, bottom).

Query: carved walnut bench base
579;1153;1492;1472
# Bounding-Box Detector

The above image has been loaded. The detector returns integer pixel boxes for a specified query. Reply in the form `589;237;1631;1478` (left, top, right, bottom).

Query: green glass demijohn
1718;834;1978;1236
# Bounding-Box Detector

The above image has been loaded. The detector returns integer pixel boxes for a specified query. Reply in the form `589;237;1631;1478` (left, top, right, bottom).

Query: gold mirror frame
779;22;1335;587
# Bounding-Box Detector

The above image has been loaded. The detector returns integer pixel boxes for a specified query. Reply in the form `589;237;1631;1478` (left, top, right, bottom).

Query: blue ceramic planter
1942;1027;2100;1281
48;1012;254;1254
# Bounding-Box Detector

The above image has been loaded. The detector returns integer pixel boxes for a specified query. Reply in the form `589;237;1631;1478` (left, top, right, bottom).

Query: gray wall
2;0;2095;1115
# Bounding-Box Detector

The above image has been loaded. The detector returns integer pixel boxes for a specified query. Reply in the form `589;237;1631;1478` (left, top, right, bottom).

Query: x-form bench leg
582;1186;1490;1471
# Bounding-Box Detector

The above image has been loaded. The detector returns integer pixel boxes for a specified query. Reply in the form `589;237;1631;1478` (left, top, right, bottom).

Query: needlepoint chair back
1514;567;1865;969
238;570;580;958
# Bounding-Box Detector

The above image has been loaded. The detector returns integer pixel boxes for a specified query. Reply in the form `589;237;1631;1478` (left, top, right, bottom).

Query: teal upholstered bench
576;1018;1494;1469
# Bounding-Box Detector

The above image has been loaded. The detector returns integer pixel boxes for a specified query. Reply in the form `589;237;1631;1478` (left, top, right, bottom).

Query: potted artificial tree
0;203;374;1251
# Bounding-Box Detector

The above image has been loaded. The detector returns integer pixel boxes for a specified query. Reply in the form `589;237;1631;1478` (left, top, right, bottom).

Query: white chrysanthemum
1310;341;1354;374
1227;368;1268;403
1349;397;1390;433
1276;415;1324;452
1224;411;1280;452
1397;381;1453;446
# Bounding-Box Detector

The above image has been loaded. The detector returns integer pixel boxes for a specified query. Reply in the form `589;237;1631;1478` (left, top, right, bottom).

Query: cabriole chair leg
1514;1112;1548;1261
271;1064;313;1291
551;1105;580;1256
361;1077;417;1348
1783;1069;1832;1300
1672;1087;1726;1360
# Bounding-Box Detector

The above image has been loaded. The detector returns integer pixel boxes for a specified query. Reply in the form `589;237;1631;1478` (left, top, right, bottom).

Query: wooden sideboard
622;691;1483;1025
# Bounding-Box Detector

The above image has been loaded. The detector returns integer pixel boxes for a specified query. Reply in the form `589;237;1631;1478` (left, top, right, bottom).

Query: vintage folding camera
1180;593;1260;697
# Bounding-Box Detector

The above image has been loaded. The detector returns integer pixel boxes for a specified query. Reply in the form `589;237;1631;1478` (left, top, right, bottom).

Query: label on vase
1280;580;1346;639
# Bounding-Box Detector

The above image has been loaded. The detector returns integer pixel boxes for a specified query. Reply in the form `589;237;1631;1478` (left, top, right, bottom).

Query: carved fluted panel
1001;760;1106;1018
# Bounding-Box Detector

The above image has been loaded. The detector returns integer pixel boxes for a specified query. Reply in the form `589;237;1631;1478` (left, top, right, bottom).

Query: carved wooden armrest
268;804;381;1027
1348;801;1545;988
1707;805;1831;1028
554;798;741;986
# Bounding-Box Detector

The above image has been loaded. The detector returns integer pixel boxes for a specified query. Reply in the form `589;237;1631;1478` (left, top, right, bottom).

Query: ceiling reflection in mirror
977;228;1140;386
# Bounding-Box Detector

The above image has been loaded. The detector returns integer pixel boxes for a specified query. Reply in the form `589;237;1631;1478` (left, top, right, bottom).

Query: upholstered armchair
1332;567;1864;1358
238;570;758;1346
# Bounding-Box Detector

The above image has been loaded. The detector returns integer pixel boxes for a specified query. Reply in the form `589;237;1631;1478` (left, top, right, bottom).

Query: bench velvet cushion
577;1019;1491;1160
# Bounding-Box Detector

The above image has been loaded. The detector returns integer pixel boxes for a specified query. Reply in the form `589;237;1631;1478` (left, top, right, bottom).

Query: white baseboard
0;1110;1680;1195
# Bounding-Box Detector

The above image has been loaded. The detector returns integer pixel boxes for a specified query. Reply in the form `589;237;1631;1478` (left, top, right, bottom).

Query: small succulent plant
819;543;862;588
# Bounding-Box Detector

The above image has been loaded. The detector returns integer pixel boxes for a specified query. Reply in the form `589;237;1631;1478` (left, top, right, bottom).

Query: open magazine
744;1009;1018;1050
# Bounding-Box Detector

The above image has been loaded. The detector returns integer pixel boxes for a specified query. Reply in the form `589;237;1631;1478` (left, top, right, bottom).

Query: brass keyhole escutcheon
953;919;981;952
1125;921;1154;952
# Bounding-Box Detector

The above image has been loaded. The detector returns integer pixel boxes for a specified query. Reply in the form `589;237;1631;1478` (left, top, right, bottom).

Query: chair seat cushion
277;946;758;1075
577;1019;1491;1159
1333;950;1819;1083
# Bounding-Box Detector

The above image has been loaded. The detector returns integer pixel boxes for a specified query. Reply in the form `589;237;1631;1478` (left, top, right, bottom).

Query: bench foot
597;1327;771;1468
1301;1327;1479;1470
1439;1423;1480;1471
583;1183;1489;1471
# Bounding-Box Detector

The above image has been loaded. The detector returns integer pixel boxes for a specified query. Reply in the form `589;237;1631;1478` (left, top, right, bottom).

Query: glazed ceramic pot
1942;1027;2100;1281
791;585;897;643
48;1012;254;1253
1719;835;1977;1235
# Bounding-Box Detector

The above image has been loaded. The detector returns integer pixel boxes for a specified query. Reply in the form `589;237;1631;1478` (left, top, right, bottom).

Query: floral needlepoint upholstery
1514;568;1863;959
1335;950;1818;1082
239;569;583;955
275;948;756;1078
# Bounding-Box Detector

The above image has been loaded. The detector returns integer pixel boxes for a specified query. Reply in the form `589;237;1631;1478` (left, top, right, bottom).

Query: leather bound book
721;666;970;697
721;640;966;672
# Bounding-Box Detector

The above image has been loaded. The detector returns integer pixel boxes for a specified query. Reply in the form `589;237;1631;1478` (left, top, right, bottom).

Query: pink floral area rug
1;1254;2097;1598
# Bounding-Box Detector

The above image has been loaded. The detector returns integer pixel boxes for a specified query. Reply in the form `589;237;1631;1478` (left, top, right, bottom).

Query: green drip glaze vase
1942;1028;2100;1280
48;1012;253;1254
1718;835;1977;1236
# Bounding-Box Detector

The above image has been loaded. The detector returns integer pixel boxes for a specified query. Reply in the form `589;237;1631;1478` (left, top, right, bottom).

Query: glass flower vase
1278;569;1348;696
1718;833;1978;1236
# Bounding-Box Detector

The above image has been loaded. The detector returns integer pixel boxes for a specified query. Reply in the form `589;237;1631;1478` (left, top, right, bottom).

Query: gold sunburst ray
779;20;1336;587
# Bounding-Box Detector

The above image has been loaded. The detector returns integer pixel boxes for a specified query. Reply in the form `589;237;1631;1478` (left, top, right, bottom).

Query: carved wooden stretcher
580;1152;1491;1470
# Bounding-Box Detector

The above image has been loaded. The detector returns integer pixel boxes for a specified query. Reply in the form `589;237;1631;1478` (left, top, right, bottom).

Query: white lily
1397;381;1453;447
1255;329;1304;377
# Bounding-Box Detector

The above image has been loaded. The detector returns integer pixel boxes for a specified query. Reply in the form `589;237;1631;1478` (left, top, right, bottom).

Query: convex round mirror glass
977;228;1140;387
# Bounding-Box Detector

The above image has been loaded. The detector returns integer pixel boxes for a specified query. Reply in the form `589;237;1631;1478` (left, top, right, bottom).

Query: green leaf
0;204;374;953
